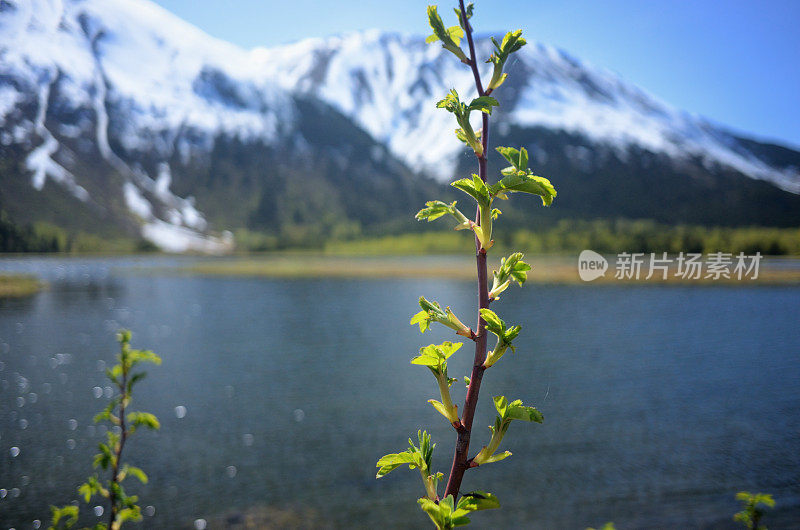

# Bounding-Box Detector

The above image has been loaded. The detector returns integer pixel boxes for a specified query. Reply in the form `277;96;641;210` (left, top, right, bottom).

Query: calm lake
1;256;799;529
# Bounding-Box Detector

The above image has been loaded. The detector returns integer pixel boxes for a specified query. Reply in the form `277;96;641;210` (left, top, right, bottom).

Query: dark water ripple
0;258;798;529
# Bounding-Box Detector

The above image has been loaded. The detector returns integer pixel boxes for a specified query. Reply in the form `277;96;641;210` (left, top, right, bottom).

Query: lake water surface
1;256;799;528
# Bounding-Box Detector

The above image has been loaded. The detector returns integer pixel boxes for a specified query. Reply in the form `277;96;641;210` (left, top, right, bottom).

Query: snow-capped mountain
0;0;424;250
1;0;282;250
254;30;800;194
1;0;800;251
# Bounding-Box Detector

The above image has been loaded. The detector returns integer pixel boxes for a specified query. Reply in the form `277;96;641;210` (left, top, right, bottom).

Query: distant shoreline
0;273;44;298
181;255;800;285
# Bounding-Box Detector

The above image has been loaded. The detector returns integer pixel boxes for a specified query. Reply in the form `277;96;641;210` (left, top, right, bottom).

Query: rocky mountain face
0;0;429;251
1;0;799;251
254;30;800;227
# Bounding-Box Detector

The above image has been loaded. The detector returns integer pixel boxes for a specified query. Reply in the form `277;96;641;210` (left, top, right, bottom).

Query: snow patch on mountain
26;75;89;200
141;219;233;254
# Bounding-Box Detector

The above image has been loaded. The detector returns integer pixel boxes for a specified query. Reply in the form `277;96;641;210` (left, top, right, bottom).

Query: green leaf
418;493;494;528
757;494;776;508
505;253;532;284
428;399;457;422
493;395;509;417
448;175;494;249
454;127;482;153
78;482;93;503
426;6;469;62
116;506;142;524
418;497;449;530
410;310;432;333
495;396;544;424
375;451;417;478
106;364;122;382
128;349;162;366
456;491;501;513
50;505;79;529
505;325;521;343
480;450;513;464
376;430;436;479
489;253;532;300
436;89;485;155
486;30;527;90
412;297;471;337
93;442;114;470
519;147;529;171
415;200;472;232
436;89;463;114
124;465;148;484
412;429;435;473
490;171;557;206
416;200;455;222
446;25;464;44
506;402;544;423
474;397;542;465
479;308;504;332
410;355;441;369
127;411;160;430
496;146;525;170
426;5;448;43
467;96;499;115
411;342;463;369
451;174;491;207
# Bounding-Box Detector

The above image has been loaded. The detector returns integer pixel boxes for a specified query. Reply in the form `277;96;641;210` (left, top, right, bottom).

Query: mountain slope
0;0;431;250
1;1;800;253
253;31;800;226
254;31;800;193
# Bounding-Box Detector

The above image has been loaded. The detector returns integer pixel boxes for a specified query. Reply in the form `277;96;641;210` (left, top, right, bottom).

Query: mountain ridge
1;0;799;252
252;30;800;194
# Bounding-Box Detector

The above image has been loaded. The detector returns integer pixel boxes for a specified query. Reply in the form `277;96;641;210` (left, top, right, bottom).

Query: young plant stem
443;0;491;501
108;359;128;529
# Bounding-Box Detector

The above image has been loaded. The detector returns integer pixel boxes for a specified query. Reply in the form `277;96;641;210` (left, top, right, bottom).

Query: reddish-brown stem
443;0;491;501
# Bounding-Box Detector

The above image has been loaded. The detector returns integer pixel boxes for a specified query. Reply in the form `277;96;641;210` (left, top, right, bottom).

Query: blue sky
153;0;800;147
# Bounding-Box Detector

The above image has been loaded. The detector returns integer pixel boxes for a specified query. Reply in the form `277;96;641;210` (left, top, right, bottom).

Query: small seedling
50;330;161;530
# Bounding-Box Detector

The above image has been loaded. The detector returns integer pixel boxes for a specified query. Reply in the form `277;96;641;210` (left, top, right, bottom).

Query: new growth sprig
377;2;558;528
411;296;474;339
426;6;469;63
376;430;443;501
50;331;161;530
436;90;498;156
489;252;531;300
486;31;526;91
418;147;555;252
479;309;520;368
493;146;556;205
411;342;464;427
472;396;543;466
